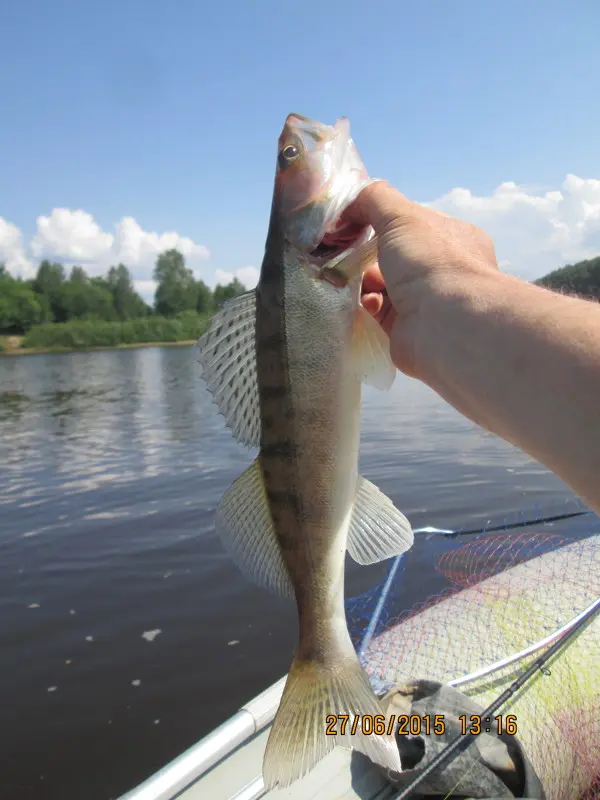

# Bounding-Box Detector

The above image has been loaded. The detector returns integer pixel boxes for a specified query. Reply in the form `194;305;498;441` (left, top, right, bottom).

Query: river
0;346;576;800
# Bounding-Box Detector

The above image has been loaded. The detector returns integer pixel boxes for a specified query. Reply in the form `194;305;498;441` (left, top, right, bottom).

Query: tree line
3;245;598;345
0;248;246;335
535;254;600;300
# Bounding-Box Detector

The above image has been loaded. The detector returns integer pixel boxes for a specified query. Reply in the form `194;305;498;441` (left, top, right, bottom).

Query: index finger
361;260;386;294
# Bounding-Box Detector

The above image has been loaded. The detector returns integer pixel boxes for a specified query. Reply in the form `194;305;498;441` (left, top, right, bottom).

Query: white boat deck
179;723;395;800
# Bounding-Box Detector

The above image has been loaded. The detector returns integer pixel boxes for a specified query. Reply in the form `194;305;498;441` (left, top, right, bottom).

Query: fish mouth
309;222;368;263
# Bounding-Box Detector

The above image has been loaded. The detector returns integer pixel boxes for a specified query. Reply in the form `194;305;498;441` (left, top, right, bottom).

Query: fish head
272;113;373;265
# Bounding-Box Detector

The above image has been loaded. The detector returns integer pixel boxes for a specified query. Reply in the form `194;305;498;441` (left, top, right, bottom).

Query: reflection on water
0;346;575;800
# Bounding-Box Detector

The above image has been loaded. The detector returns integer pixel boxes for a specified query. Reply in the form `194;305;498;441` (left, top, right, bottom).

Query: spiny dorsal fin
351;304;396;391
215;459;294;598
196;290;260;447
347;476;413;564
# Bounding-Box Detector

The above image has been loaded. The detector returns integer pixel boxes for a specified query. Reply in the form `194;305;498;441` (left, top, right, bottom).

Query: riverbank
0;336;198;357
1;313;211;356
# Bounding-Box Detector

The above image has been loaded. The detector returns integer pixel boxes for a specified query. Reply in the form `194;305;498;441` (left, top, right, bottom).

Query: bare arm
417;272;600;512
348;182;600;514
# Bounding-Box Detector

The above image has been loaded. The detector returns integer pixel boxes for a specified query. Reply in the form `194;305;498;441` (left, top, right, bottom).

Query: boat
120;498;600;800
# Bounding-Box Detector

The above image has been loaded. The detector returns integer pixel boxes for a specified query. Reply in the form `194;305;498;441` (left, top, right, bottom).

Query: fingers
360;290;395;336
359;229;393;332
361;292;383;316
360;262;387;321
361;260;386;293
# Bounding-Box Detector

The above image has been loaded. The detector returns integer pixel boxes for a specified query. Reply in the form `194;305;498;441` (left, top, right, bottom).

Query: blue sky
1;0;599;296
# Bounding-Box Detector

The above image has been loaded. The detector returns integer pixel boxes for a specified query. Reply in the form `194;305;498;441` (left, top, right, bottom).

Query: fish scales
196;112;414;790
257;215;362;653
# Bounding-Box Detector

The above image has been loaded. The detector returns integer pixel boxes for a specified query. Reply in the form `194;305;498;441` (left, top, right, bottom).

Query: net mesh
346;509;600;800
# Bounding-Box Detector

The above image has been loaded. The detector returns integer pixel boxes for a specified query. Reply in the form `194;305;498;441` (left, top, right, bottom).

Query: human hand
345;182;499;378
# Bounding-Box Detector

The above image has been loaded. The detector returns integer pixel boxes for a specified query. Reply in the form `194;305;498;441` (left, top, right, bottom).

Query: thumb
344;181;421;236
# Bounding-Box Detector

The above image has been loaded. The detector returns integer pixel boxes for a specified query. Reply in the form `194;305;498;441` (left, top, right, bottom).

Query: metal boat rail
120;675;286;800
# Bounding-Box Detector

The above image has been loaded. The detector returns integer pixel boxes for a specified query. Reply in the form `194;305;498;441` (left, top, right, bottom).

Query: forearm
415;271;600;513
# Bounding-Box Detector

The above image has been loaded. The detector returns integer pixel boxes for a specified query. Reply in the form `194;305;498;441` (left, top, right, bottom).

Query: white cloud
31;209;113;262
113;217;210;277
428;174;600;280
2;174;600;296
29;209;210;281
0;217;34;277
214;266;259;288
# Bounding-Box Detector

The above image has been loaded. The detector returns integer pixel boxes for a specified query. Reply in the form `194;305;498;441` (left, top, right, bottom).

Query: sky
1;0;599;302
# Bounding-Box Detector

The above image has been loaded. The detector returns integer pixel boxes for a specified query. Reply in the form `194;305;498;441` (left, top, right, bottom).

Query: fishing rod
391;592;600;799
448;508;591;538
415;508;592;539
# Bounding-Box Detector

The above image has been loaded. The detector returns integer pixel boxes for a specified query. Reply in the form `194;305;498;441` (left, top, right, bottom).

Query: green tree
195;279;214;313
53;279;117;322
34;260;66;296
213;278;246;307
70;265;88;284
536;255;600;300
153;249;198;316
33;260;66;320
0;272;46;333
91;276;112;294
107;263;148;319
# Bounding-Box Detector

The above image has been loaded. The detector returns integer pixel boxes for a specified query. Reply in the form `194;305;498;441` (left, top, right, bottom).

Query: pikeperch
197;113;413;789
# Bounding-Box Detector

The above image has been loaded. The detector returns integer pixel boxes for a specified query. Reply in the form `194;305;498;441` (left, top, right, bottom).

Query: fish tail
262;649;402;789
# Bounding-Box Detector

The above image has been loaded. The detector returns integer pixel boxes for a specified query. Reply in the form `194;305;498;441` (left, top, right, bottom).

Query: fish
196;113;413;789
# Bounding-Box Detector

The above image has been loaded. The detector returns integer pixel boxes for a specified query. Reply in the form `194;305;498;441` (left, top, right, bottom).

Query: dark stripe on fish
261;440;300;460
260;384;287;401
265;487;302;516
260;331;285;350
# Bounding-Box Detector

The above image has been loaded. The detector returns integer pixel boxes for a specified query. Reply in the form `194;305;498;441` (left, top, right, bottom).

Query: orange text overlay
325;714;447;736
325;713;518;737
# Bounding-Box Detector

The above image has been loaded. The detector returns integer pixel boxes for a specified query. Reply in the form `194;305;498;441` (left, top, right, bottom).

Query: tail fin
262;653;402;790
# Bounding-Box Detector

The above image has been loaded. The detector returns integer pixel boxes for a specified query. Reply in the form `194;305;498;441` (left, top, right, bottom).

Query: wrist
407;267;511;383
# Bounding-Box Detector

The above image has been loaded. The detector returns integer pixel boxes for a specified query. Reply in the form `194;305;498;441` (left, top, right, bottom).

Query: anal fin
215;458;294;598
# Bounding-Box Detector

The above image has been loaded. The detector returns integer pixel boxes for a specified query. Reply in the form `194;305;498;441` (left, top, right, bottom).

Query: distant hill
536;255;600;300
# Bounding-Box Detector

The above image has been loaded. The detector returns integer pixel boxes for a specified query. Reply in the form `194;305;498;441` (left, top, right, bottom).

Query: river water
0;346;576;800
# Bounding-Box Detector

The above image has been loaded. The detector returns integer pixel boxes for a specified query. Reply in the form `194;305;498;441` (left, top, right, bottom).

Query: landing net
345;498;600;799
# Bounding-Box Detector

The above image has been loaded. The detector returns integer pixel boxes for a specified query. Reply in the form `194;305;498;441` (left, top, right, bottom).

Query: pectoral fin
351;304;396;390
332;235;379;283
196;290;260;447
215;459;294;598
347;476;413;564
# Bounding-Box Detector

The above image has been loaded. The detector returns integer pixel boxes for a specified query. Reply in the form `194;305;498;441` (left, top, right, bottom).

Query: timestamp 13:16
459;714;518;736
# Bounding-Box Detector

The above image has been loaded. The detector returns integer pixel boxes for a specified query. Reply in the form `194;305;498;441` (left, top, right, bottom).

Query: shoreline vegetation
2;312;212;357
0;248;244;357
0;335;200;357
1;246;598;359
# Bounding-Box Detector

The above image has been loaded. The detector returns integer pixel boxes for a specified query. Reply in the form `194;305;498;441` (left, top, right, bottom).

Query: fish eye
278;144;300;169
